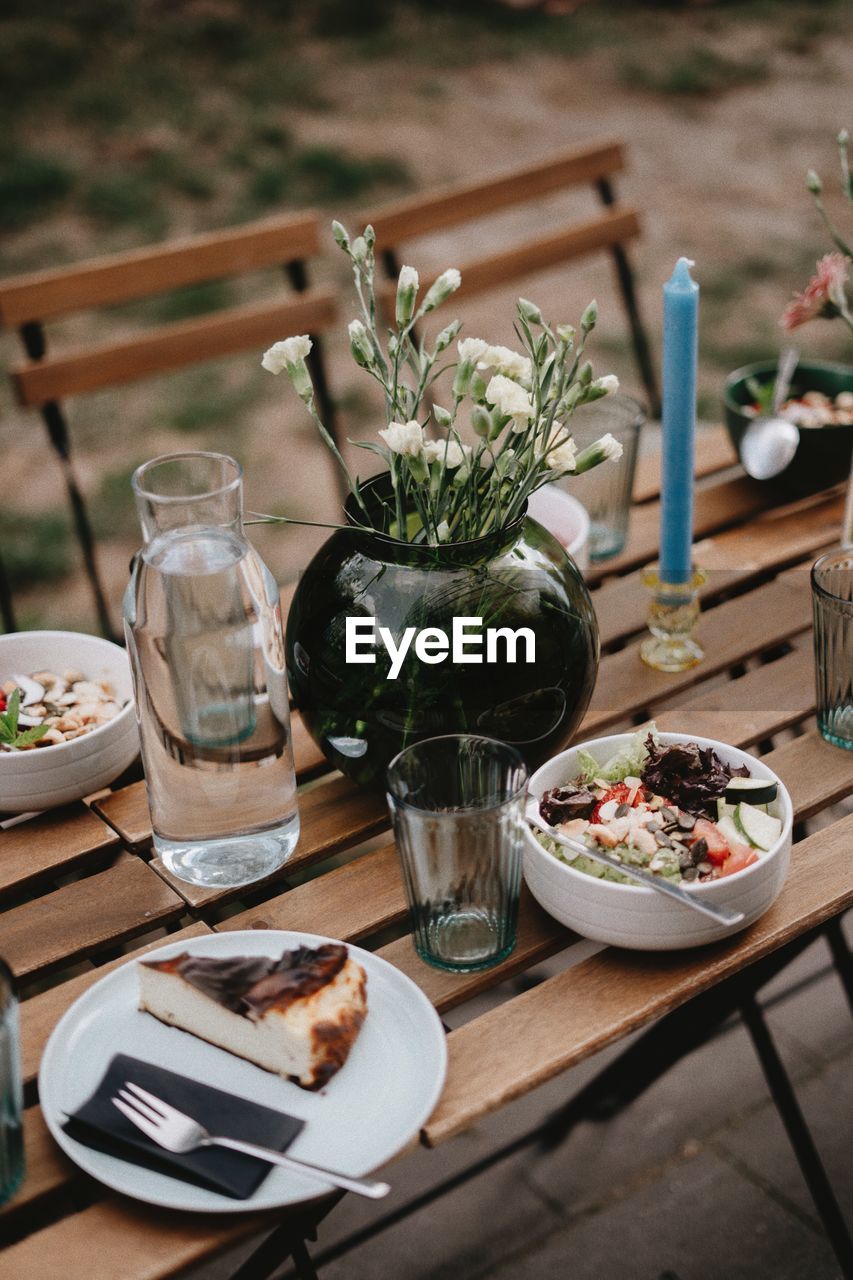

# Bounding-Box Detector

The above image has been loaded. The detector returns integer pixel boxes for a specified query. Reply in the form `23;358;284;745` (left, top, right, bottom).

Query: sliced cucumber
717;814;745;850
717;798;736;821
725;777;778;806
735;802;782;851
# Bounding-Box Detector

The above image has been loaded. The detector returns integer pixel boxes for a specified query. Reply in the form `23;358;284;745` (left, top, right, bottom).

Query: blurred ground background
1;0;851;629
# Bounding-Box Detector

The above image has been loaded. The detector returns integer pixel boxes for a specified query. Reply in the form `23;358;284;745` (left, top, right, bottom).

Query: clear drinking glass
811;551;853;750
562;394;644;560
386;735;528;972
124;452;300;887
0;959;24;1206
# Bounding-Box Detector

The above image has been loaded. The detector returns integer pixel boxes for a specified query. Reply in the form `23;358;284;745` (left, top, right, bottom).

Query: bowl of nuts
0;630;138;814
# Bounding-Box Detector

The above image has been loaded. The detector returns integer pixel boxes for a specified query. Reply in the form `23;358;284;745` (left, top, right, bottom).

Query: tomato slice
719;845;758;877
692;818;730;866
590;782;644;823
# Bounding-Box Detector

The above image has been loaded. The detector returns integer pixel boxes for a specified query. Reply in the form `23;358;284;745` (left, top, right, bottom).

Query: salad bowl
522;731;792;951
0;631;138;814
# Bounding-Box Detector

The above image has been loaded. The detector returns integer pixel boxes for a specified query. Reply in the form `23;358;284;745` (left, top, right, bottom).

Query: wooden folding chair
0;213;338;639
362;138;659;415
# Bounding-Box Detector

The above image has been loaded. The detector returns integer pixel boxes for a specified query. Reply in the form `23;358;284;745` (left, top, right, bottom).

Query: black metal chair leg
596;177;660;417
824;915;853;1016
740;992;853;1277
228;1226;323;1280
0;549;17;632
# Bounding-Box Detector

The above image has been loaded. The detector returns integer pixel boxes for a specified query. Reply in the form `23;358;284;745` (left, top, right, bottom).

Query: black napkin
63;1053;305;1200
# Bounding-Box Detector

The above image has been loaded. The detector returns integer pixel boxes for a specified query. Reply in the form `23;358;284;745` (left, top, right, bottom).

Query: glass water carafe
124;452;299;887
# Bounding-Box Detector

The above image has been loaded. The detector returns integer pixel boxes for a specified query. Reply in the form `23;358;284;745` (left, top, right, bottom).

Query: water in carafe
124;453;299;887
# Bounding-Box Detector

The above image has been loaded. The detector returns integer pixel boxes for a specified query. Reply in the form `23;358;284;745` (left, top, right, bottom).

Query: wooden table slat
0;1109;78;1229
3;856;186;983
423;808;853;1146
150;774;389;909
0;804;119;902
632;425;736;504
19;923;213;1088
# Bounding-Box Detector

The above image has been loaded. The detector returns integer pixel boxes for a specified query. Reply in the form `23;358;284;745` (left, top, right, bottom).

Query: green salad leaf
576;722;658;783
0;687;49;750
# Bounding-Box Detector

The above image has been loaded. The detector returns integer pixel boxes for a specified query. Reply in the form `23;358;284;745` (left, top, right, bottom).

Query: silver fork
112;1080;391;1199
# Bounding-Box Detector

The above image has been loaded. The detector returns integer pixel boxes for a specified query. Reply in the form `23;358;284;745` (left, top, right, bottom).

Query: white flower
436;521;451;543
597;431;623;460
486;374;535;428
261;335;313;373
378;419;424;457
457;337;490;364
422;439;471;469
398;265;419;291
422;268;462;311
546;432;577;474
396;265;420;326
477;344;532;385
596;374;620;395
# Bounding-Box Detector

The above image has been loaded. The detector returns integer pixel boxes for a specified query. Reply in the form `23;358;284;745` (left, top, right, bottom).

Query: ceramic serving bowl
0;631;138;814
723;357;853;494
527;486;590;572
522;731;792;951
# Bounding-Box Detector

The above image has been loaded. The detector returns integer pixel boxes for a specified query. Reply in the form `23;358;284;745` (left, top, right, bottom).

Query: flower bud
578;361;593;386
433;405;453;429
435;319;461;353
421;268;462;312
331;221;349;249
351;236;368;264
348;319;373;368
556;324;576;346
575;432;623;473
471;405;492;437
580;300;598;332
838;129;849;148
363;224;376;249
517;297;543;325
395;265;419;327
807;170;823;196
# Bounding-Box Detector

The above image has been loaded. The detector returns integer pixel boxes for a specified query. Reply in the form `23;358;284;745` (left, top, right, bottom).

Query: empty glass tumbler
124;452;300;887
811;551;853;750
0;959;24;1207
562;394;643;560
386;735;528;972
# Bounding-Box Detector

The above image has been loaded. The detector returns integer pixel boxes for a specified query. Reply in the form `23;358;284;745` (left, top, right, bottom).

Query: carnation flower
378;420;424;457
476;344;532;385
545;431;577;474
457;337;490;364
423;439;471;469
781;254;850;331
486;374;535;429
596;374;620;395
396;265;419;326
575;432;623;473
422;268;462;312
261;335;313;374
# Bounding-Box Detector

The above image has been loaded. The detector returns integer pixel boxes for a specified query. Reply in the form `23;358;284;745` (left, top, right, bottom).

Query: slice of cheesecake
138;944;367;1090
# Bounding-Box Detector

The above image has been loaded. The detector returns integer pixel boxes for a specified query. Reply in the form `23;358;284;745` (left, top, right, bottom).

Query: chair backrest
0;211;338;637
360;138;657;413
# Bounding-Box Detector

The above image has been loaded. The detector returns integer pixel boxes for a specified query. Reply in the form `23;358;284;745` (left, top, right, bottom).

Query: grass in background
0;151;74;230
0;509;72;586
620;47;769;96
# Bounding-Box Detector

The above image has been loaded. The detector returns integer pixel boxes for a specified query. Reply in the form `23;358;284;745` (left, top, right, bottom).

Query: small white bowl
528;486;590;572
0;631;138;814
523;732;792;951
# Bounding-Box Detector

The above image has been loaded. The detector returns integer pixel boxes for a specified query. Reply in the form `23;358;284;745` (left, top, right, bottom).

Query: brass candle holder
640;564;707;672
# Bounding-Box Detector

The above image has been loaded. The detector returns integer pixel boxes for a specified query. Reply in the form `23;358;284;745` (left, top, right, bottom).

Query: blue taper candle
660;257;699;583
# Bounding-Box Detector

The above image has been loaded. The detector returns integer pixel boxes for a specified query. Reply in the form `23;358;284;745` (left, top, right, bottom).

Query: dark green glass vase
286;477;599;788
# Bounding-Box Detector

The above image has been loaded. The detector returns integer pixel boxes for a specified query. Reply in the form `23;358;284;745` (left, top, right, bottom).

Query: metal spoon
526;799;745;927
739;346;800;480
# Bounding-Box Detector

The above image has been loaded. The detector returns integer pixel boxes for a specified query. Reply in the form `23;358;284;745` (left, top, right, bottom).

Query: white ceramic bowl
523;732;792;951
527;486;590;572
0;631;138;814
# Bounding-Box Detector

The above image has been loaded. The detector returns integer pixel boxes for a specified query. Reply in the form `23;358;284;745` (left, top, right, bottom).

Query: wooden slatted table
1;430;851;1280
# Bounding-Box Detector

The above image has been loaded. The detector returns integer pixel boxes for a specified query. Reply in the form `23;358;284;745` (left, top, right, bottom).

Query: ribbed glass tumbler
811;551;853;750
386;736;528;972
0;960;24;1206
561;394;644;561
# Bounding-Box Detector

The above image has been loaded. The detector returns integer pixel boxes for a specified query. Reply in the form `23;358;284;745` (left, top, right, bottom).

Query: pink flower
781;253;849;330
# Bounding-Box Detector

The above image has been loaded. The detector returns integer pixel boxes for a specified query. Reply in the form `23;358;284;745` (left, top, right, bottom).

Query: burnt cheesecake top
142;944;350;1018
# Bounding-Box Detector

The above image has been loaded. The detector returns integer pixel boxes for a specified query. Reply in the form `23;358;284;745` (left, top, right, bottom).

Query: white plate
39;930;447;1212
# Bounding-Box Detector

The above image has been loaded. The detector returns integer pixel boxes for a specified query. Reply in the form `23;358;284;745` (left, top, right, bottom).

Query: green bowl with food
724;358;853;493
